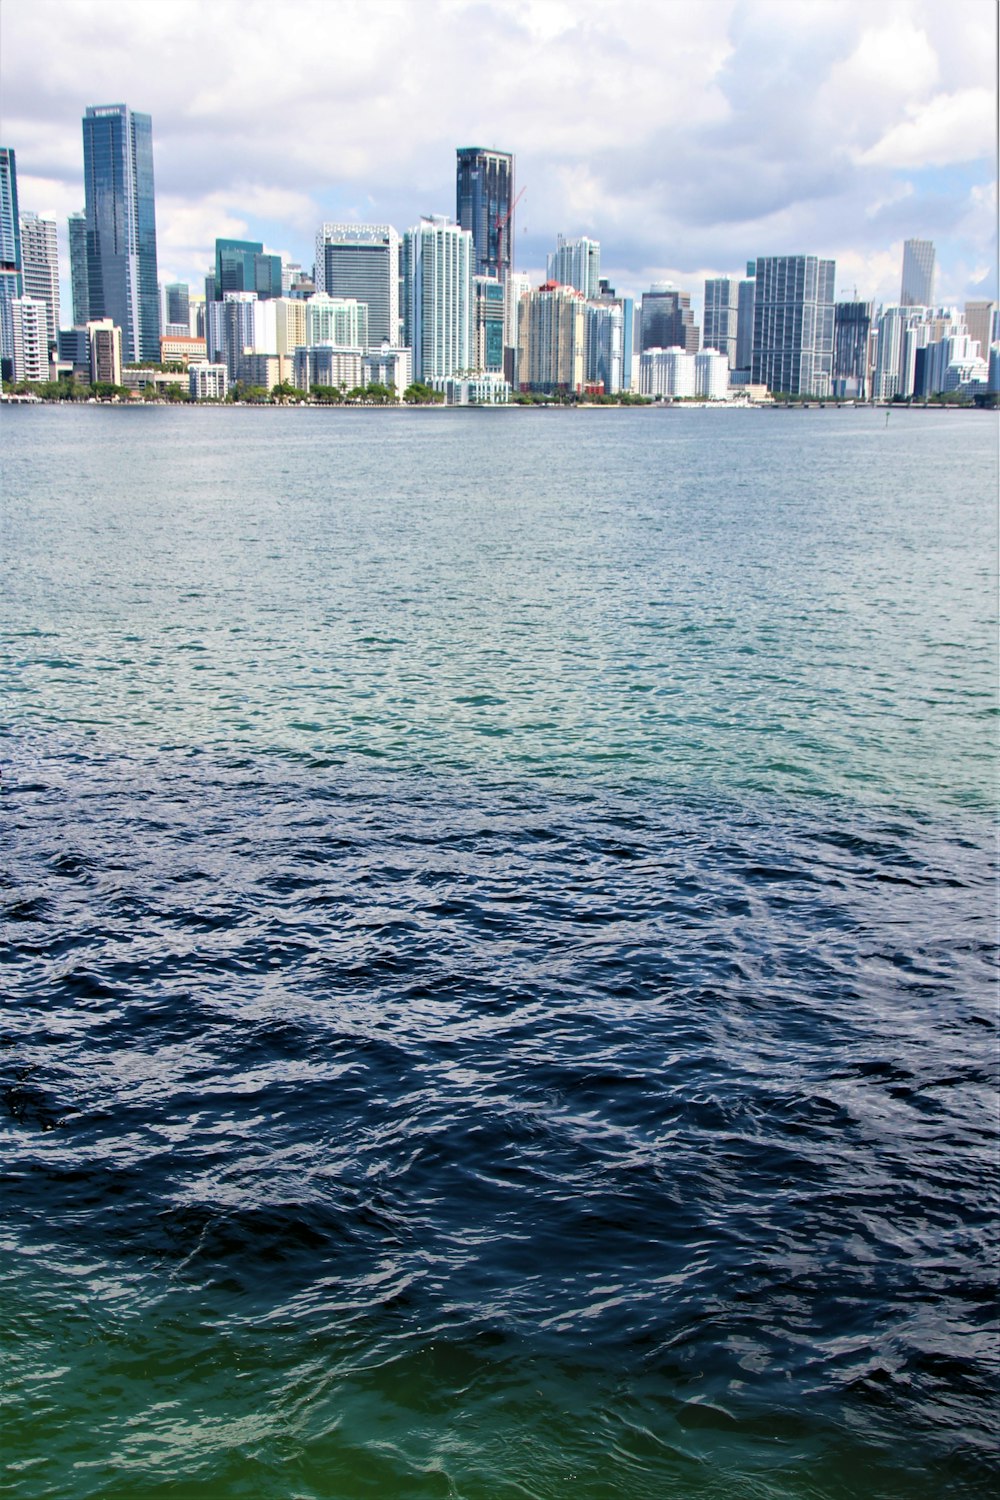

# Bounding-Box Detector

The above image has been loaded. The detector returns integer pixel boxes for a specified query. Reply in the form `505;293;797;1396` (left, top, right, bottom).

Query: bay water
2;404;997;1497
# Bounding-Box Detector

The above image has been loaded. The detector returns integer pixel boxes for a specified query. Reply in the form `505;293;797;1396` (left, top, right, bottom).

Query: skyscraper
640;284;699;353
900;239;935;307
751;255;836;397
832;301;873;400
212;240;281;300
547;235;601;299
315;224;401;346
82;103;161;363
0;146;23;375
403;216;472;382
165;282;190;328
456;147;515;281
703;277;739;365
68;211;89;326
19;212;60;348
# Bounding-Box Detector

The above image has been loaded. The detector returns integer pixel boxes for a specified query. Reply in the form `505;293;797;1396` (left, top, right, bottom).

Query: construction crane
495;187;526;268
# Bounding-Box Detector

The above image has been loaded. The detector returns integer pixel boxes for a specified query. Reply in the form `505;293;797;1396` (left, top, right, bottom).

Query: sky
1;0;997;321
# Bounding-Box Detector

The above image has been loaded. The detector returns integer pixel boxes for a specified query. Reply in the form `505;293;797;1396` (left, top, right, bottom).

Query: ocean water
1;404;997;1499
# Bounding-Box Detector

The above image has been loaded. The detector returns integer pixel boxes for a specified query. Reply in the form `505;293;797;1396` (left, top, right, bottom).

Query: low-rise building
87;318;123;386
361;344;411;393
431;371;510;405
293;344;364;392
160;334;208;366
189;361;228;400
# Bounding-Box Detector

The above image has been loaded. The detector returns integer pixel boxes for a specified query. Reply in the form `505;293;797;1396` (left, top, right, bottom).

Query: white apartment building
188;362;228;400
403;217;473;382
11;295;48;381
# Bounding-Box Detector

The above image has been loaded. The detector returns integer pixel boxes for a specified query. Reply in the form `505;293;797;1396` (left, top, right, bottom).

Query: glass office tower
82;103;161;364
0;146;24;374
456;148;515;281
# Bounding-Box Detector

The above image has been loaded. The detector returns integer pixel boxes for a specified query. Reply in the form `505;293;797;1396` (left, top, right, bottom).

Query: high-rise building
900;239;935;307
11;295;48;381
19;212;60;348
165;282;189;327
456;147;515;281
703;277;739;365
585;298;624;394
82;104;160;363
403;217;473;382
68;211;89;326
516;282;586;393
315;223;401;347
0;146;23;375
547;235;601;299
964;300;998;359
212;240;281;301
832;301;873;400
735;277;756;373
473;275;505;372
305;293;368;348
640;284;699;353
751;255;836;397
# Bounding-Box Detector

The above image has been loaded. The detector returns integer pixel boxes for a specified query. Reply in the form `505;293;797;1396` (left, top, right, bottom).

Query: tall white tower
403;217;473;382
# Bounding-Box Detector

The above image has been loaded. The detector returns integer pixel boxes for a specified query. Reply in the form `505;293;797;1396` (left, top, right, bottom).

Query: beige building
160;334;208;366
516;282;586;393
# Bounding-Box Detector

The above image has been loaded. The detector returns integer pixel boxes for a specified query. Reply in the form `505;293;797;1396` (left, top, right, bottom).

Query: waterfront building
205;291;278;382
68;210;89;326
58;326;91;376
547;235;601;300
315;224;400;346
751;255;835;397
188;362;228;400
10;295;48;381
516;282;586;393
0;146;23;375
832;301;873;400
640;346;696;399
640;284;699;354
432;371;510;405
703;277;739;366
473;275;505;372
361;343;411;393
305;293;368;349
403;216;473;382
87;317;123;385
585;298;624;394
900;239;935;307
19;212;59;351
159;333;207;366
292;344;364;392
695;349;730;400
82;104;161;363
872;304;922;401
456;147;516;281
734;276;756;377
237;352;282;390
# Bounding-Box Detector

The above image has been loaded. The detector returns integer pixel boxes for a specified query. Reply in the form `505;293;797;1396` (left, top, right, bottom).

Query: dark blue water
2;406;997;1497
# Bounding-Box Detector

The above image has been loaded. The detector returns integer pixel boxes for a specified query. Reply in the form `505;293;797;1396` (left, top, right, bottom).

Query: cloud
858;88;997;168
0;0;995;311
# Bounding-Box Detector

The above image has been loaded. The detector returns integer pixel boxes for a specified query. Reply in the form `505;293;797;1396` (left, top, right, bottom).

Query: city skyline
1;0;995;322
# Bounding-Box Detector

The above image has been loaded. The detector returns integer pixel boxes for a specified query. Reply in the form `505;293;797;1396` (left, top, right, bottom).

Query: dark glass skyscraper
0;146;23;374
82;104;160;363
456;147;515;280
751;255;836;397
